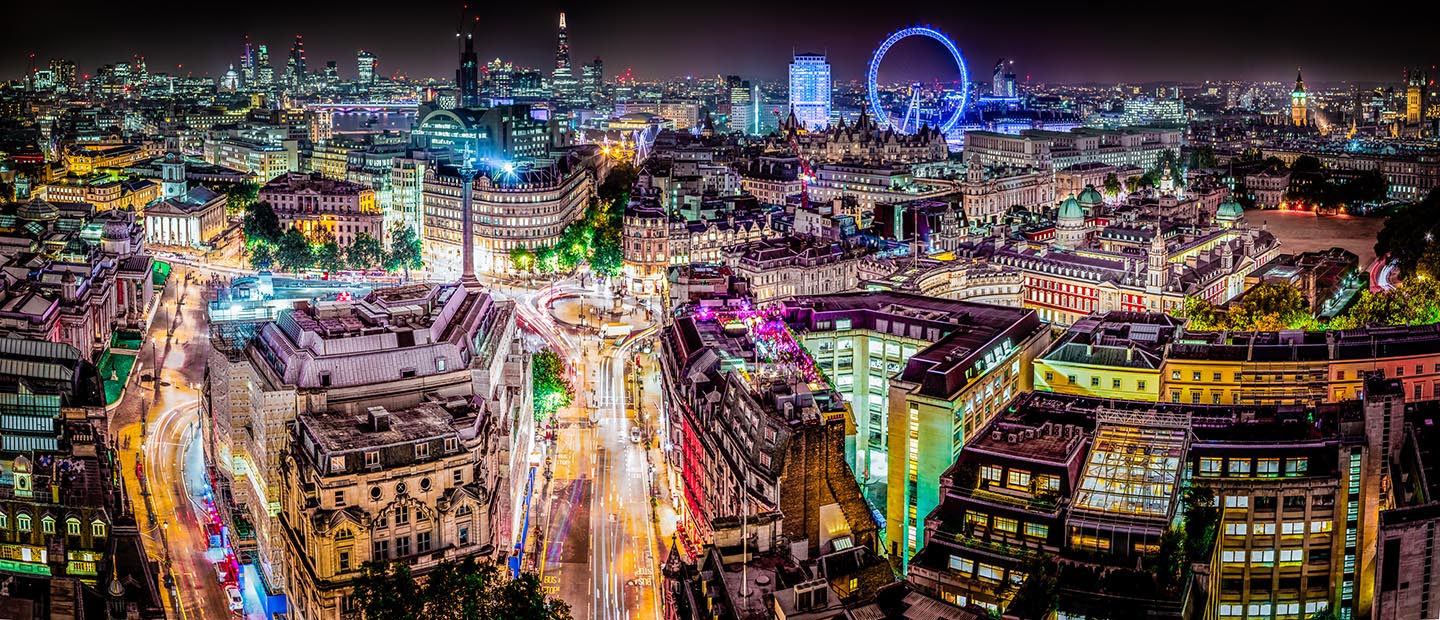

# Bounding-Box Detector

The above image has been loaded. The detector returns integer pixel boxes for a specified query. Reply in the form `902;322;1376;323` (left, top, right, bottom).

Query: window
1212;372;1222;382
1336;370;1346;380
1224;523;1248;535
1257;458;1280;477
329;456;346;473
436;357;447;372
1137;380;1147;391
1224;495;1249;508
372;540;389;562
1171;391;1180;403
965;512;988;529
1396;366;1404;376
92;521;106;538
365;451;380;468
1112;378;1121;389
1284;496;1307;511
1251;549;1275;565
1068;375;1077;385
1200;457;1223;476
1191;392;1201;404
453;469;464;486
1090;376;1100;387
335;491;346;507
395;506;409;526
396;536;411;557
458;526;470;545
1171;371;1181;380
444;437;459;453
981;465;1002;483
417;531;431;553
17;514;30;532
1229;459;1251;475
948;555;974;574
1007;470;1031;489
1281;521;1305;535
1221;550;1245;563
994;517;1018;535
339;551;351;571
66;518;80;536
1255;495;1277;511
1286;458;1308;476
1044;371;1054;382
1253;523;1276;535
1310;520;1333;533
1025;523;1049;539
1036;475;1060;491
976;564;1003;583
416;443;429;459
1193;371;1202;381
0;513;6;529
41;516;54;534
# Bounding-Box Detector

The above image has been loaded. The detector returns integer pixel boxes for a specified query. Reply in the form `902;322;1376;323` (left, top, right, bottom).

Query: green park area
98;352;137;406
111;330;144;351
152;261;172;286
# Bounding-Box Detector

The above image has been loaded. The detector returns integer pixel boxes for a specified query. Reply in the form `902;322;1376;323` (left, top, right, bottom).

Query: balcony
953;483;1063;515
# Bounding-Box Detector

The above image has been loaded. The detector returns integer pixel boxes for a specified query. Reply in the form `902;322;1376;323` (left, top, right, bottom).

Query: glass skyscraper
789;53;831;131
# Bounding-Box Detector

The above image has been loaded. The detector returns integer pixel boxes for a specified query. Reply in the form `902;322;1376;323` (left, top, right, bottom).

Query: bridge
304;102;419;113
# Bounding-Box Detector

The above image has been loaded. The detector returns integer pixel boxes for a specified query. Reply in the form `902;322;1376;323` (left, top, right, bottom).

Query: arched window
336;528;354;541
92;521;107;538
17;514;31;532
40;516;54;535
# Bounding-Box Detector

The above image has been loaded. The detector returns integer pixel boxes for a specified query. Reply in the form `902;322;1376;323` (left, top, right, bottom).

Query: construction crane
776;108;815;211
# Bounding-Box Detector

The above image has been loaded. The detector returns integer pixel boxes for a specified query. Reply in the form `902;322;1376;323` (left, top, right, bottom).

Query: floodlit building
788;53;832;132
774;292;1051;566
906;380;1398;618
203;283;528;612
259;172;381;247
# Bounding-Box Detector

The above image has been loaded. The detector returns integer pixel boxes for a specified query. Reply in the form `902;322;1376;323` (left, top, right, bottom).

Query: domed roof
1217;197;1244;220
104;217;131;240
17;198;60;222
1058;195;1085;221
1077;185;1104;207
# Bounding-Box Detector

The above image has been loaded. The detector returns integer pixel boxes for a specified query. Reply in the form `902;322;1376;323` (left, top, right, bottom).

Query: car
225;585;243;612
629;426;643;443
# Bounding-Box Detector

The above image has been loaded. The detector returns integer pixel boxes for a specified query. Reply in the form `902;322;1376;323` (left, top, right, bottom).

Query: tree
534;244;558;274
598;162;638;205
509;246;535;273
384;223;424;282
276;227;314;273
1005;555;1059;620
1225;282;1311;331
1124;176;1141;194
314;235;345;274
351;556;571;620
1375;188;1440;275
1187;145;1218;170
243;200;283;247
1102;172;1122;198
590;240;623;279
346;232;385;271
1179;486;1219;564
532;349;573;421
249;242;275;270
223;181;260;214
1179;296;1225;330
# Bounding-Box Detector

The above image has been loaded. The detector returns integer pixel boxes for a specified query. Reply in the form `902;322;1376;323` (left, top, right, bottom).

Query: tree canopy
384;223;425;281
532;349;573;421
1181;282;1311;331
351;557;571;620
276;227;314;273
243;200;283;247
346;232;385;272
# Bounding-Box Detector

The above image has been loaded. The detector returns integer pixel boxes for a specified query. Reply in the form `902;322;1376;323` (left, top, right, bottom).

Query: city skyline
2;1;1436;85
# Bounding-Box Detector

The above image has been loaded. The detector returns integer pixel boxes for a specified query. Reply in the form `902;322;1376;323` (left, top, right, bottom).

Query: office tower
49;58;76;91
324;60;339;87
581;57;603;105
256;45;273;87
728;75;757;135
552;12;576;102
1291;68;1308;126
484;58;513;98
130;55;147;86
457;30;479;108
287;35;307;86
241;38;255;86
789;53;831;131
357;50;376;86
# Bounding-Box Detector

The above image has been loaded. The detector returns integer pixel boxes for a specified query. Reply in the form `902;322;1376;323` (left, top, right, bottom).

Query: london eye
866;26;970;135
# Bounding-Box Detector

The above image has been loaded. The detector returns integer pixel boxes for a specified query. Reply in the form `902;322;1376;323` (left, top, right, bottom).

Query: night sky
2;1;1432;86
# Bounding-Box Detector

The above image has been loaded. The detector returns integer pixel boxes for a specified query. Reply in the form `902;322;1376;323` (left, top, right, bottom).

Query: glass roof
1072;411;1189;520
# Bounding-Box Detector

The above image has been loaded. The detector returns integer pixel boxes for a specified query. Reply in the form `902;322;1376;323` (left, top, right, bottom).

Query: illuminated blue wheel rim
866;26;969;134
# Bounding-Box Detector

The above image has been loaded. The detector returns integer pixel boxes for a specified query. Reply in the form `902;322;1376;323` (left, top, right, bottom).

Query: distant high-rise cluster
991;58;1017;98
